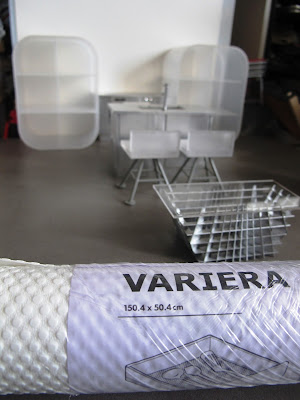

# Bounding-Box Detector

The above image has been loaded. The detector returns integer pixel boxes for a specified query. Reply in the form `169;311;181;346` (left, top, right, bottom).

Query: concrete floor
0;132;300;399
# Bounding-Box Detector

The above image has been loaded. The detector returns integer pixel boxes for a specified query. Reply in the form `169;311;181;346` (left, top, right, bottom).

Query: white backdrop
11;0;235;94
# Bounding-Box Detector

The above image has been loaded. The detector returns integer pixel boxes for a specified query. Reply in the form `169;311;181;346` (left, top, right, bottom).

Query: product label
67;262;300;393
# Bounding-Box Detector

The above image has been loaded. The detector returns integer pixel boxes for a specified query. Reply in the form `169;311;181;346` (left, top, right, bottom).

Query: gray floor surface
0;133;300;399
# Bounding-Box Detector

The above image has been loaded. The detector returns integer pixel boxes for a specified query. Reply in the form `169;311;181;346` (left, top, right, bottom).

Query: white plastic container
13;36;99;150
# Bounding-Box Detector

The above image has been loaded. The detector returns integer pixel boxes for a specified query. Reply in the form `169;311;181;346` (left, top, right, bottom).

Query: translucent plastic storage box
13;36;99;150
162;44;249;138
154;180;300;263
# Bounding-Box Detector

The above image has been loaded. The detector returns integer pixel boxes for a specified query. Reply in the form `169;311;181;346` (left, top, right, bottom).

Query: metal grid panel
154;181;299;263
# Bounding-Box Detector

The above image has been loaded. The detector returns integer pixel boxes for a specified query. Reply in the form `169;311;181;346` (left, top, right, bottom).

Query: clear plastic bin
13;36;99;150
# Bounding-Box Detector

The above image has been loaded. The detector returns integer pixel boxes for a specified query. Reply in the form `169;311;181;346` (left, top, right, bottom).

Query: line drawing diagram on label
125;335;293;390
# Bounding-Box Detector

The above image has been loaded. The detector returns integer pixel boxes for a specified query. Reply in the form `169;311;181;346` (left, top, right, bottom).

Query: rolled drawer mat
0;258;299;394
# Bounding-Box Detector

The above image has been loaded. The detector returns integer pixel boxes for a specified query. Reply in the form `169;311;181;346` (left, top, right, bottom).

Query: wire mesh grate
154;181;299;262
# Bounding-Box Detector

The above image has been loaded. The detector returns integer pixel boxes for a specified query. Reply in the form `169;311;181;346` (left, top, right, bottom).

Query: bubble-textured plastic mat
0;259;74;394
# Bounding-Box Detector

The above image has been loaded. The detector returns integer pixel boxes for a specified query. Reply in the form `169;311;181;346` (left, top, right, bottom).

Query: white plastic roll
0;259;73;394
0;258;299;394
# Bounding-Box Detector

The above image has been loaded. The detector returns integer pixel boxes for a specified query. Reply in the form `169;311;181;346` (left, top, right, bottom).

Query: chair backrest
186;130;235;157
129;130;180;158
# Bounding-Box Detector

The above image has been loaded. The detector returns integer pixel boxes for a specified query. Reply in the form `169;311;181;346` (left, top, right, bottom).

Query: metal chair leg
187;158;199;183
153;159;163;183
156;159;176;196
124;160;144;206
171;157;190;183
155;159;170;185
204;158;210;177
209;158;222;183
116;159;139;189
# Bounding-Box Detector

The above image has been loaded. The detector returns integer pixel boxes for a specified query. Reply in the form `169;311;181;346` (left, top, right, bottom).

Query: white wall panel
12;0;232;93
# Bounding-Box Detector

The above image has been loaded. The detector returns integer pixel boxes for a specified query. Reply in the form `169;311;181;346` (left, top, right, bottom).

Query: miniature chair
171;130;235;183
116;130;180;205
